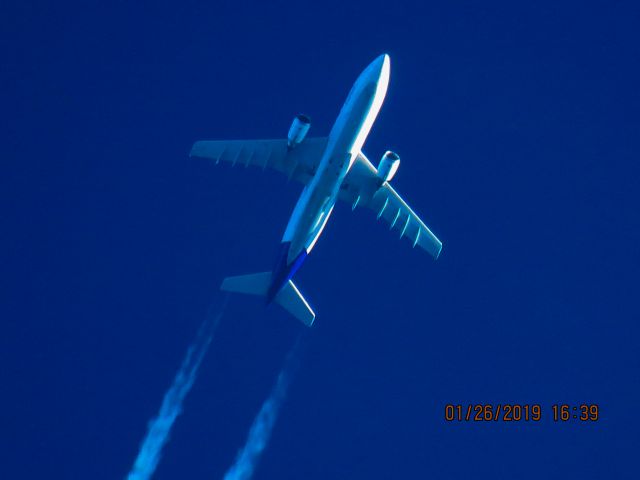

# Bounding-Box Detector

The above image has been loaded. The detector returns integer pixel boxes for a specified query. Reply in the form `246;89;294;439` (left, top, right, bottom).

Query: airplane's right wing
190;137;328;185
339;152;443;259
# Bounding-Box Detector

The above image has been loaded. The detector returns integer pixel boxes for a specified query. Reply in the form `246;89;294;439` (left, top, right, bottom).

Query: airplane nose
370;54;390;73
362;53;390;83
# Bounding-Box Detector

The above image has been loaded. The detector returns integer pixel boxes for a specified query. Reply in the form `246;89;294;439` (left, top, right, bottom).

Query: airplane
190;54;442;327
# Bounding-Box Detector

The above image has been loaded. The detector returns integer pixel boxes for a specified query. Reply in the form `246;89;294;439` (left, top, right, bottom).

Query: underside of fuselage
268;55;391;301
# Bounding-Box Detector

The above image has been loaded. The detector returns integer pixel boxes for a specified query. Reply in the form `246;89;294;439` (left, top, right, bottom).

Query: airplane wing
338;152;443;259
190;137;328;185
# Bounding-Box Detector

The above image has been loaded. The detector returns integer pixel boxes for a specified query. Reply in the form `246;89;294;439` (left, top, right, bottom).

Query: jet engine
287;114;311;148
377;151;400;183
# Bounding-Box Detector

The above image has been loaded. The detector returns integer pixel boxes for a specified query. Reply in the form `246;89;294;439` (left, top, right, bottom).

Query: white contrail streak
126;295;228;480
223;336;303;480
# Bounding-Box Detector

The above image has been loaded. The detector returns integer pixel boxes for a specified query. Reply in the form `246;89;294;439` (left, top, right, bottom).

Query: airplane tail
221;272;315;327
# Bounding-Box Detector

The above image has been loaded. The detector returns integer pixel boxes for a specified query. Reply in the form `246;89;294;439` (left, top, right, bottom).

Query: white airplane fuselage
266;54;391;302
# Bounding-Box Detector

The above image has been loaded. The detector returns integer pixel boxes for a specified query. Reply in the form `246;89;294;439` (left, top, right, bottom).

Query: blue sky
2;1;639;478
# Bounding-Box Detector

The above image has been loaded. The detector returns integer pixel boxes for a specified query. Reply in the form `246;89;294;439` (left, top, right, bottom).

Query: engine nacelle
377;151;400;183
287;114;311;149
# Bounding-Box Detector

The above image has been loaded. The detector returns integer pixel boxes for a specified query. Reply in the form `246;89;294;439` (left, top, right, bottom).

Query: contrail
223;335;303;480
126;294;229;480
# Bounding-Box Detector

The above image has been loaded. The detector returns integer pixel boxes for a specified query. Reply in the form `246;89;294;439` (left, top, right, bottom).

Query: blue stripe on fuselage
266;242;307;303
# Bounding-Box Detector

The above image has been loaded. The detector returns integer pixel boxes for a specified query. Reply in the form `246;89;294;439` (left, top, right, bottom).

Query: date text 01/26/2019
444;404;600;422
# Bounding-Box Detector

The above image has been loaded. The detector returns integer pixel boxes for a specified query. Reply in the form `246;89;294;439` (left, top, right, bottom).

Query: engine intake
287;114;311;149
377;151;400;183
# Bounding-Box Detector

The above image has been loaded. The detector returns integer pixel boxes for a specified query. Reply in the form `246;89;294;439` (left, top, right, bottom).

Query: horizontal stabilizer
220;273;315;327
275;280;315;327
221;272;271;296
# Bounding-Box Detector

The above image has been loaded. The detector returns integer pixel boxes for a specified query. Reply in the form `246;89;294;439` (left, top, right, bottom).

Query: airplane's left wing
339;152;443;259
190;137;328;185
